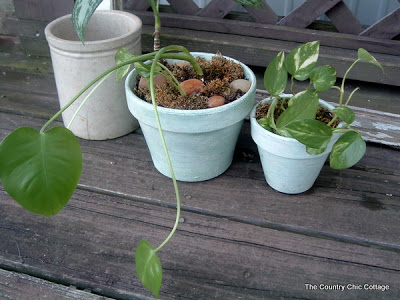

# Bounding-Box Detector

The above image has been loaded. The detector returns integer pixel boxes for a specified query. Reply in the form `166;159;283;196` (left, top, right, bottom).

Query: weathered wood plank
346;106;400;148
124;0;150;11
244;0;279;24
326;1;363;35
1;112;399;249
133;11;400;56
12;0;73;22
360;7;400;39
167;0;199;15
138;24;400;87
278;0;341;28
196;0;238;18
0;269;112;300
1;186;399;299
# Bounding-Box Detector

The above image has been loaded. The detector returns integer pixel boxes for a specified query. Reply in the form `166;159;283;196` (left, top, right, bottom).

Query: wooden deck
1;50;400;299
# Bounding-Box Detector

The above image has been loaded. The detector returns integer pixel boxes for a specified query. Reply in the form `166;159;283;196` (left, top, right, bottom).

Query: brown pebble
138;74;167;89
207;95;225;108
176;62;190;68
230;79;251;93
180;79;205;95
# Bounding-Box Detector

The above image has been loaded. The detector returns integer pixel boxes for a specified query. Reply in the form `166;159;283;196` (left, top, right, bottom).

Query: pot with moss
251;41;383;194
125;51;256;182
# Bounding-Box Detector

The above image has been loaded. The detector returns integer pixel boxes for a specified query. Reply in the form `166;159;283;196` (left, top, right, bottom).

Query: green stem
344;87;360;106
158;62;186;96
147;46;196;253
332;128;357;134
339;59;360;106
40;51;159;133
327;115;338;127
67;72;112;129
290;76;295;95
148;0;161;51
39;49;196;134
266;97;279;129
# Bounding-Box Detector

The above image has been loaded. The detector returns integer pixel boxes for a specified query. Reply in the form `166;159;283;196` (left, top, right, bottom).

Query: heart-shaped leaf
309;65;336;92
264;51;287;97
72;0;104;43
233;0;263;8
136;240;162;298
284;41;320;81
115;48;135;82
281;119;332;149
0;127;82;216
276;90;319;129
330;131;366;169
357;48;383;72
332;106;355;125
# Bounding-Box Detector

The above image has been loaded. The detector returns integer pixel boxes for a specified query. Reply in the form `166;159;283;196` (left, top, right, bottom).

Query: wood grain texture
360;8;400;39
196;0;238;18
326;1;363;35
167;0;200;15
138;24;400;87
1;186;399;299
12;0;73;22
1;111;399;248
244;0;279;24
0;269;112;300
277;0;342;28
124;0;150;11
132;11;400;56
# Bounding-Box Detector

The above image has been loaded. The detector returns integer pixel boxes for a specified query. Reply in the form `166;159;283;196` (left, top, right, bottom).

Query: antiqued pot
45;10;142;140
125;52;256;182
250;95;343;194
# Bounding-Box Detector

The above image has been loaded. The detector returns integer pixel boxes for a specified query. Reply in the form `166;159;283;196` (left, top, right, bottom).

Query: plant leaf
72;0;104;43
136;240;162;298
284;41;320;81
0;127;82;216
357;48;383;72
115;48;135;82
332;106;355;125
276;90;319;129
306;146;327;155
330;131;366;169
232;0;263;8
281;119;332;149
264;51;287;97
309;65;336;92
257;117;273;132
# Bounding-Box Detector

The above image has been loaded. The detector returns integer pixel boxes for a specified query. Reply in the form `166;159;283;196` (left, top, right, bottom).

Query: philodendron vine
0;0;263;298
259;41;383;169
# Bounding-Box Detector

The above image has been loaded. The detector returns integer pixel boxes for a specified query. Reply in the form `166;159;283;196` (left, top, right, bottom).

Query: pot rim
125;52;257;117
45;10;142;51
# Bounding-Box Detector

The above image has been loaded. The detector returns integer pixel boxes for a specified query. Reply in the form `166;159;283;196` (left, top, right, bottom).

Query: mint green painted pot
125;53;256;182
250;95;342;194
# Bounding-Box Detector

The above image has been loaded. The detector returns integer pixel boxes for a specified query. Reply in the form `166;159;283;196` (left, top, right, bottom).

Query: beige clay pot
45;10;142;140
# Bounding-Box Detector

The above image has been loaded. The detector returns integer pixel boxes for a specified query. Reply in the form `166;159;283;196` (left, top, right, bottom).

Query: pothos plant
0;0;263;298
258;41;383;169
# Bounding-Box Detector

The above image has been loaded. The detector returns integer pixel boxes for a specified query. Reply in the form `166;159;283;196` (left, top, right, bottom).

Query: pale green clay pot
251;95;343;194
125;53;256;182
